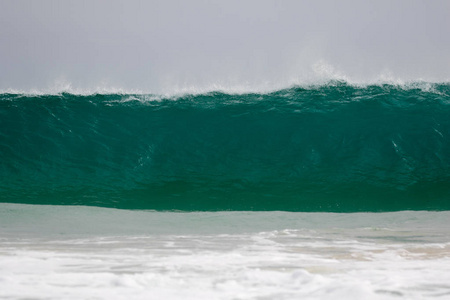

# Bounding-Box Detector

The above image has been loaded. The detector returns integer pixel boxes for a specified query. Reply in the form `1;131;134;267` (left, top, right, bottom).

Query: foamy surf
1;204;449;300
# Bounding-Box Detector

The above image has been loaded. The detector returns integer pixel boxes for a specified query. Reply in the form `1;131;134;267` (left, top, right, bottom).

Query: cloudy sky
1;0;449;93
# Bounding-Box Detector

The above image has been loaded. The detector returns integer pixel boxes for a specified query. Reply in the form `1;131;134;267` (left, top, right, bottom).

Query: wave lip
2;79;450;98
1;83;450;211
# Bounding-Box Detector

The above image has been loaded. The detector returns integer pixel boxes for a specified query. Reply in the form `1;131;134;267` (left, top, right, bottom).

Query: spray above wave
3;61;450;97
1;82;450;211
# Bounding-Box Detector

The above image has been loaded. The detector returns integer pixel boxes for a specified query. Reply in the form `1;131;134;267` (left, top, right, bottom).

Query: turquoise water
1;82;450;211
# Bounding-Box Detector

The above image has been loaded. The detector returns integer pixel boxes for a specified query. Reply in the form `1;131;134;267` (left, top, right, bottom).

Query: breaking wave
1;82;450;211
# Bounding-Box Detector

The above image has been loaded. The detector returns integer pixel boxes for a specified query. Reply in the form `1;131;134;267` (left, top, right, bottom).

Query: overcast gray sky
1;0;449;93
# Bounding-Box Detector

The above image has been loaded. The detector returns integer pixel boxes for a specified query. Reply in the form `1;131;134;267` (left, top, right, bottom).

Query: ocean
1;82;450;299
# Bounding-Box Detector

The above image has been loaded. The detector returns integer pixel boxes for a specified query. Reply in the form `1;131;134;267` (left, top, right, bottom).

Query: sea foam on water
1;204;450;299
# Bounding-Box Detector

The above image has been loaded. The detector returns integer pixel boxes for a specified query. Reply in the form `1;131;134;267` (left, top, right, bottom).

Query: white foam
1;232;449;299
1;205;450;299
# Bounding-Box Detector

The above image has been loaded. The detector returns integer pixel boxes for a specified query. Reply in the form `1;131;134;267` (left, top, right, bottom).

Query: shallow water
1;204;449;299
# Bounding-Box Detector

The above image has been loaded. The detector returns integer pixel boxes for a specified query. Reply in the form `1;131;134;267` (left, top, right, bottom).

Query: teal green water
1;82;450;211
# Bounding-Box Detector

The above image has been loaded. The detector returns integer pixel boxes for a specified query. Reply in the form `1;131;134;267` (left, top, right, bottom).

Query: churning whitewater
1;82;450;211
1;204;450;300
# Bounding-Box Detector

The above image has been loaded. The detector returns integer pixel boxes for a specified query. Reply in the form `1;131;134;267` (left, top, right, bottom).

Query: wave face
1;83;450;211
